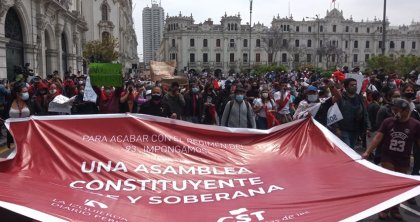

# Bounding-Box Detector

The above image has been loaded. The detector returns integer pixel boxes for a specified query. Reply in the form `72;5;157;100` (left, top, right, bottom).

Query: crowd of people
1;66;420;220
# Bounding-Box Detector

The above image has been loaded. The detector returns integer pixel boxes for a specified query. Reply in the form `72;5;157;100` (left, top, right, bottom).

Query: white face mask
49;89;57;94
307;94;319;102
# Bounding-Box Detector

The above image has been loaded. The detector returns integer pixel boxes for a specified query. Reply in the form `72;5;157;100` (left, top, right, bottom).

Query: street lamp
249;0;253;71
381;0;387;55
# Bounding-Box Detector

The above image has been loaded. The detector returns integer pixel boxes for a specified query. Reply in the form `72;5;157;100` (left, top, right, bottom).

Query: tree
261;27;289;65
316;43;344;69
83;37;120;63
395;55;420;77
366;55;396;74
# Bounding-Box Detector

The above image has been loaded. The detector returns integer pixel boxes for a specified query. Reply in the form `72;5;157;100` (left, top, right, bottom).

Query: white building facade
159;9;420;74
0;0;87;80
142;3;164;66
82;0;139;73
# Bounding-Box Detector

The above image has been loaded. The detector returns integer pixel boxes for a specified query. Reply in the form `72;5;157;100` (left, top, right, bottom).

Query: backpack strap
224;101;234;126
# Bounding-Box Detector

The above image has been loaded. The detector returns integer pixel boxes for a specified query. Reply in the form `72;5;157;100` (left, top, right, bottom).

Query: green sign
89;63;123;87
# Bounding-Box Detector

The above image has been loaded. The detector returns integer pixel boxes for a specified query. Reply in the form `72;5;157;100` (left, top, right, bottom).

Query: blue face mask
235;95;244;102
192;88;199;93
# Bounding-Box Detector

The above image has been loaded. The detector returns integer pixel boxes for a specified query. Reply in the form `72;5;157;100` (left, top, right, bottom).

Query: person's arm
120;91;129;103
362;132;384;159
329;81;342;103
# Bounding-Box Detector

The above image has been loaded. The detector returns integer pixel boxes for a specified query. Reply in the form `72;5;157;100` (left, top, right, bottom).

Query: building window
256;53;260;62
101;4;109;21
401;41;405;49
268;53;273;63
412;41;416;49
294;54;299;62
256;39;261;47
379;41;383;49
365;41;370;49
269;39;274;47
170;53;177;61
380;27;383;33
365;54;370;62
319;55;322;62
203;39;208;48
345;54;348;63
216;53;221;62
354;40;358;49
390;41;395;49
353;54;358;62
190;53;195;62
171;39;176;47
333;25;337;32
355;27;359;33
345;26;349;32
308;26;312;32
102;32;110;42
367;27;370;33
320;25;324;32
282;39;287;47
243;53;248;63
320;40;323;47
230;53;235;62
216;39;221;47
230;39;235;48
345;41;348;49
243;39;248;48
203;53;208;63
190;39;195;47
295;39;300;47
307;54;312;63
307;39;312;48
296;26;300;32
282;53;287;63
331;54;336;62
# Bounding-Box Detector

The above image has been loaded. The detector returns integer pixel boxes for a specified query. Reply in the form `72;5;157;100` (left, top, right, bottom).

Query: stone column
0;37;8;79
45;49;58;75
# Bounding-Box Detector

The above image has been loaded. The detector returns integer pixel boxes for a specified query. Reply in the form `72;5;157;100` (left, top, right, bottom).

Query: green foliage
83;37;120;63
89;63;123;87
367;55;420;76
252;64;288;76
366;55;396;74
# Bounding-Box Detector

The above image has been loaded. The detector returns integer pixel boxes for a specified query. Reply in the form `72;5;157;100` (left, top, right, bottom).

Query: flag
1;115;420;221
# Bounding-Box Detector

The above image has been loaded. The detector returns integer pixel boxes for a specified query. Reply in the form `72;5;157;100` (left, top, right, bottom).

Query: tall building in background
82;0;139;73
142;2;164;66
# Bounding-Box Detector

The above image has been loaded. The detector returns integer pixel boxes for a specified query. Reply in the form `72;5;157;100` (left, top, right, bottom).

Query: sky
132;0;420;61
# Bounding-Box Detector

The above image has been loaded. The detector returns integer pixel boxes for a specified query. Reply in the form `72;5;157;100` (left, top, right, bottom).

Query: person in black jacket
336;78;371;149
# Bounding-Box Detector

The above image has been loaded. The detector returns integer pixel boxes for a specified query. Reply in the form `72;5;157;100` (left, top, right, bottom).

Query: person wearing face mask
362;98;420;220
335;78;371;149
246;82;260;104
5;82;33;148
293;81;341;127
97;85;123;114
120;81;138;113
253;89;277;129
162;82;185;120
139;86;175;118
44;83;62;115
183;83;203;123
221;87;256;128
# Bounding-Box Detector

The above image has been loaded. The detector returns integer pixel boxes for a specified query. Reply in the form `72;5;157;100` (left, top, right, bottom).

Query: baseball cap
307;85;318;92
391;98;410;110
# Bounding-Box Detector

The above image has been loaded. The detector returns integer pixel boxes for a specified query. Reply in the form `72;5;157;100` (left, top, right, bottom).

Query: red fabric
1;116;420;221
332;70;346;81
208;105;217;124
212;80;220;91
266;107;280;128
361;79;369;93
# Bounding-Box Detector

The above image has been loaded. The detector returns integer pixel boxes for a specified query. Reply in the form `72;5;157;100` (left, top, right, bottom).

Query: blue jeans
340;130;360;149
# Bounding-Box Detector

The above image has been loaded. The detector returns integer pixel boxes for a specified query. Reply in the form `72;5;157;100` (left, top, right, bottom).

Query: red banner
1;115;420;222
